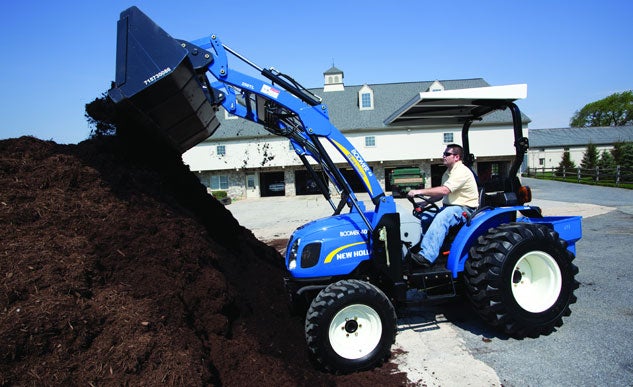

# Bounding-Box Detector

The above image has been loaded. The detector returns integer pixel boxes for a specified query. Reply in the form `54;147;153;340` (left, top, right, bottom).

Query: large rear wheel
464;223;579;338
305;279;397;373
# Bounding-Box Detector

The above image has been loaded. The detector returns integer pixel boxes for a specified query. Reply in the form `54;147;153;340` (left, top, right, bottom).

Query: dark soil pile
0;135;408;386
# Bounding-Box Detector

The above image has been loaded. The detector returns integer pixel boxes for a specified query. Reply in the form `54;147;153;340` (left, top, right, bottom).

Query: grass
524;172;633;189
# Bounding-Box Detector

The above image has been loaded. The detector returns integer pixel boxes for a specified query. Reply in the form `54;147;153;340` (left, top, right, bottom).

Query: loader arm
108;6;395;232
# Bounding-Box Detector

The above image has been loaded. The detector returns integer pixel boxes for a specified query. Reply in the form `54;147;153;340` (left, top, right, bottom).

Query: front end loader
108;7;581;374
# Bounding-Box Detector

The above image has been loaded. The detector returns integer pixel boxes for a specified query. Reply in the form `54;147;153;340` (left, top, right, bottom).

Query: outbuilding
527;126;633;170
183;67;531;199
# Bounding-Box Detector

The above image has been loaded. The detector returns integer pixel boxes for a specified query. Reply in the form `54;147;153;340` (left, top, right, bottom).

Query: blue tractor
108;7;581;374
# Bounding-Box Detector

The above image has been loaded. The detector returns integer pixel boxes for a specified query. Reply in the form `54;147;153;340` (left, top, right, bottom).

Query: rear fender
447;207;583;277
446;206;522;277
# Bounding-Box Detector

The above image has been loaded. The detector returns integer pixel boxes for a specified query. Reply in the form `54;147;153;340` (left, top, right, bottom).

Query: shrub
211;190;227;199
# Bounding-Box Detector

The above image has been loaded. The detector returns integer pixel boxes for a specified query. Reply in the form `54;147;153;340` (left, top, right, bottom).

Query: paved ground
228;184;612;243
227;179;631;385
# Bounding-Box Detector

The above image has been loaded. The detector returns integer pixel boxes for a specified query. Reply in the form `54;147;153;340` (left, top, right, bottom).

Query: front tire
464;223;579;338
305;279;397;373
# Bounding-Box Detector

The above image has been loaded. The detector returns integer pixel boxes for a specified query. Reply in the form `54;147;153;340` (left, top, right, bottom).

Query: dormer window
358;84;374;111
428;80;445;92
361;93;371;108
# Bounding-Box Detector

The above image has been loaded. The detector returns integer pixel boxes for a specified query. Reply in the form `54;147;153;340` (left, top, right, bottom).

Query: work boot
409;252;434;268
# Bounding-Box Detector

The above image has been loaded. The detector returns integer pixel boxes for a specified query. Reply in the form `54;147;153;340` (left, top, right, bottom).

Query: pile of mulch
0;135;409;385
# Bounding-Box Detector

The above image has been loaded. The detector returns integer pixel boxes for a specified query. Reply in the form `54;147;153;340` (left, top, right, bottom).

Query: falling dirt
0;135;409;386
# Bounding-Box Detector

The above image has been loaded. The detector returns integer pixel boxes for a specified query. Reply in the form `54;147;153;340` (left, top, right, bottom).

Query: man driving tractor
407;144;479;268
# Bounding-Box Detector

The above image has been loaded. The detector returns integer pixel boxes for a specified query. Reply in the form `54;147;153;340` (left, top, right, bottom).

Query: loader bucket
107;6;221;153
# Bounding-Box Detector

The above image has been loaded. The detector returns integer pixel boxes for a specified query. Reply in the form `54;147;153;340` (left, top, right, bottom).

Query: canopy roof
384;84;528;127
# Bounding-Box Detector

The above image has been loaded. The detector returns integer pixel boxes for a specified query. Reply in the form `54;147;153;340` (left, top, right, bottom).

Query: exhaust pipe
108;6;222;153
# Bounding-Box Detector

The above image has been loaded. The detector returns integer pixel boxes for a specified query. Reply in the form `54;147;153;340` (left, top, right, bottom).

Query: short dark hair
446;144;464;159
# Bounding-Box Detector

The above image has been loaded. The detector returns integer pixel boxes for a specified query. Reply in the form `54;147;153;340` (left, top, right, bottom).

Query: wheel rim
511;250;562;313
328;304;382;360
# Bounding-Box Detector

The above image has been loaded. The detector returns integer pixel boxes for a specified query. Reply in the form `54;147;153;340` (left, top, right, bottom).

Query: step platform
405;258;457;302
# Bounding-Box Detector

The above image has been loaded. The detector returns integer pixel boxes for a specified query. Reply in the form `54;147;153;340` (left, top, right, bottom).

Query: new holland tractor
108;7;581;374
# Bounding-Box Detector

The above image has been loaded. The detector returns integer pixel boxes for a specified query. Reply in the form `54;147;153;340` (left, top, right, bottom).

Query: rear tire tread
464;223;579;338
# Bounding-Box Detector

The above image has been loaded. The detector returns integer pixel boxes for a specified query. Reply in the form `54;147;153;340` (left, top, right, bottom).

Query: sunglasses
443;151;456;157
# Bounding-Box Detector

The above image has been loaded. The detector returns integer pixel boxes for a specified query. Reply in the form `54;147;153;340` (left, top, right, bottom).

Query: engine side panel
286;213;374;278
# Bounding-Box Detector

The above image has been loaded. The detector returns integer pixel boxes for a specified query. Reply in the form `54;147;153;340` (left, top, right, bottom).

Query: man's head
443;144;464;168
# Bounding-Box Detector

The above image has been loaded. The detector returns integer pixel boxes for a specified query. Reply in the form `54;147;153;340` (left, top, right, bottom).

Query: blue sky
1;1;631;144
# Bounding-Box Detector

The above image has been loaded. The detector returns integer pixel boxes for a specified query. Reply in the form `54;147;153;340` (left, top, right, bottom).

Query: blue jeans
418;206;470;263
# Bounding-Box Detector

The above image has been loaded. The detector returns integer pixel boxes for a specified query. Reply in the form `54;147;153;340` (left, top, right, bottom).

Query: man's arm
407;185;450;202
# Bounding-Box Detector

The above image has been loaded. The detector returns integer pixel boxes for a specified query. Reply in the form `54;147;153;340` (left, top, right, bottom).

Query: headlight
288;238;299;270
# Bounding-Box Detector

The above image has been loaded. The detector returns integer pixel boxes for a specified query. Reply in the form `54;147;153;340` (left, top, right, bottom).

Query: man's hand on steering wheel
407;193;440;218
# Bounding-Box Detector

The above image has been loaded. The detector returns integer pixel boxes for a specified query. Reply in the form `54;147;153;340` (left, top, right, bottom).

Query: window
539;158;545;166
246;175;255;189
358;85;374;110
210;175;229;190
365;136;376;147
443;133;453;143
217;145;226;156
361;93;372;108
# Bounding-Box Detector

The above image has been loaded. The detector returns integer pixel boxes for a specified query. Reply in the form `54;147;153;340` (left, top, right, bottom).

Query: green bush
211;190;227;199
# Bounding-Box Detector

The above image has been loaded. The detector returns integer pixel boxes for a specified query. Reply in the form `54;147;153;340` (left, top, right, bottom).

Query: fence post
616;165;621;187
577;168;581;182
595;166;599;182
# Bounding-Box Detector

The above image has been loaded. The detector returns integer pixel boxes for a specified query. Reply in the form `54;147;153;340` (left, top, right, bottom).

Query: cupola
323;65;344;92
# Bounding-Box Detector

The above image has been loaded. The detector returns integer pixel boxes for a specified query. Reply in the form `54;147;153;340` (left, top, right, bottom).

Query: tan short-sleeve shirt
441;161;479;208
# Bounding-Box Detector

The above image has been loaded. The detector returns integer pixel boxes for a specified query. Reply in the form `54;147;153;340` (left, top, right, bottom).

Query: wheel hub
344;319;359;333
511;250;562;313
328;304;382;360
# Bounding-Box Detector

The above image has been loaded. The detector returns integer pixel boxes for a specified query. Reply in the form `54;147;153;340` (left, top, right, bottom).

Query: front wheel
464;223;579;338
305;279;397;373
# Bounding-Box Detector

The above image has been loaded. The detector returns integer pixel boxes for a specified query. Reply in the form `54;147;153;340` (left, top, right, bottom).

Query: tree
570;90;633;127
556;150;576;175
612;142;633;169
597;149;615;170
580;142;598;170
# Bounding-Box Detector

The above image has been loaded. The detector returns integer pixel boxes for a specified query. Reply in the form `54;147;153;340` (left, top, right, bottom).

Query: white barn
527;126;633;170
183;67;531;199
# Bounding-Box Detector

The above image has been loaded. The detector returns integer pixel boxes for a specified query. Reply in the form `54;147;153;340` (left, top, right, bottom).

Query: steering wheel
407;194;440;219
